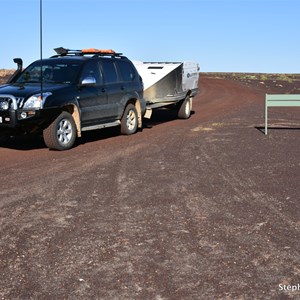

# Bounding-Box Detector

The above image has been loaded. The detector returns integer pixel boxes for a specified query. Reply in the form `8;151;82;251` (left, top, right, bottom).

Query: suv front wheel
121;104;138;135
43;111;76;150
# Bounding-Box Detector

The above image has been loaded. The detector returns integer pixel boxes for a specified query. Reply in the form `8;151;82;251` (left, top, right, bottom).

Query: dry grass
0;69;15;77
203;72;300;82
0;69;15;84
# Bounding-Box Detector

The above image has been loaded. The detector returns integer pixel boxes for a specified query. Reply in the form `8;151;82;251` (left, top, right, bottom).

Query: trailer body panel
133;61;199;108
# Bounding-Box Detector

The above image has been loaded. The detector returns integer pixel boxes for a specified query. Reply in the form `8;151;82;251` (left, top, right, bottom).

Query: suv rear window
101;60;118;83
117;60;136;81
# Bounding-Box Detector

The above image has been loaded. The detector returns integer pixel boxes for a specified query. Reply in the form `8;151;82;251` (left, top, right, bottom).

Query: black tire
0;135;10;145
178;96;192;119
120;104;138;135
43;111;76;150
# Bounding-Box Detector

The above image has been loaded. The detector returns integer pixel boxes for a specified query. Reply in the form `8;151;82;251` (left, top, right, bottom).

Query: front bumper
0;109;62;136
0;109;18;127
0;109;42;128
0;108;60;133
0;94;24;128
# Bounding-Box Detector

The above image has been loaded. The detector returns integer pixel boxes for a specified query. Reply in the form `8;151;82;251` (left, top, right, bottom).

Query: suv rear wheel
121;104;138;135
43;111;76;150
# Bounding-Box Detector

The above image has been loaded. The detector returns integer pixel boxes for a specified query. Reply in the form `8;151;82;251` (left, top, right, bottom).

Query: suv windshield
15;60;82;84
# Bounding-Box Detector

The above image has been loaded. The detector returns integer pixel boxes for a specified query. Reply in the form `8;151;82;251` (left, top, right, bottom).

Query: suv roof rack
52;47;123;57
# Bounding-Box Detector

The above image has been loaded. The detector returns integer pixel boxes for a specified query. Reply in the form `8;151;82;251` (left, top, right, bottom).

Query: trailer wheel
121;104;138;135
43;111;76;150
178;96;192;119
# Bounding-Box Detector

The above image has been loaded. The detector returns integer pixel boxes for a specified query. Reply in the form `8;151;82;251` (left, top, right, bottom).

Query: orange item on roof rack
82;48;116;54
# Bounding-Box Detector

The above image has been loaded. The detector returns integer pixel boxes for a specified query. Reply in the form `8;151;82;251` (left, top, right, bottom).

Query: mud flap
144;108;152;119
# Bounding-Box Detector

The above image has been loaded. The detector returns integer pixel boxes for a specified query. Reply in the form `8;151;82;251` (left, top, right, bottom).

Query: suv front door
78;61;111;125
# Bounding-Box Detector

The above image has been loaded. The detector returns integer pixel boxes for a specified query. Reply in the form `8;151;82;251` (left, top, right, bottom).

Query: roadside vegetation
0;69;14;77
202;72;300;94
203;72;300;82
0;69;14;84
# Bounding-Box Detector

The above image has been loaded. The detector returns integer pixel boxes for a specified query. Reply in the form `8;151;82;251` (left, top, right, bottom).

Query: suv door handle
101;88;106;93
121;86;125;90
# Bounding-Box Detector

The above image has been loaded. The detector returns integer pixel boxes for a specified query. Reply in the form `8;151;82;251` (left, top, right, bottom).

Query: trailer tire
178;96;192;119
43;111;76;150
121;104;138;135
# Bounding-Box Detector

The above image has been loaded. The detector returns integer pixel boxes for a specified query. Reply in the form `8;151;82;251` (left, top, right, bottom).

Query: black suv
0;48;145;150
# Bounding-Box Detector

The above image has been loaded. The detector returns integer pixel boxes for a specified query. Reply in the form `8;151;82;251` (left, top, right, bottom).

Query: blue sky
1;0;299;73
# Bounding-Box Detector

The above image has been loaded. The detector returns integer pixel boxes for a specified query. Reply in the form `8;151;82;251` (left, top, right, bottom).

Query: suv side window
80;61;102;84
101;60;118;83
117;60;136;82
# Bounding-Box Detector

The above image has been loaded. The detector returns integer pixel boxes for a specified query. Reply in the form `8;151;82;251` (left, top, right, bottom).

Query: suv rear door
100;59;126;120
116;59;141;97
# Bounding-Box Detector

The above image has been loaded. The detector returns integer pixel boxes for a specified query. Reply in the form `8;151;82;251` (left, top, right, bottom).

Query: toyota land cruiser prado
0;48;145;150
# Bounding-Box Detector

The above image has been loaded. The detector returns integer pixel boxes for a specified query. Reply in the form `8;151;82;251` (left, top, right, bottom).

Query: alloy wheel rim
57;119;73;145
126;109;137;131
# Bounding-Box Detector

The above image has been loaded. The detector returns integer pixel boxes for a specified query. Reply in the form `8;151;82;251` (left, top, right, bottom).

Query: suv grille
16;97;25;108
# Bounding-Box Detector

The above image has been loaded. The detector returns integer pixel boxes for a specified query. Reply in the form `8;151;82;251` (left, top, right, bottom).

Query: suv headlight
23;92;52;109
0;100;9;110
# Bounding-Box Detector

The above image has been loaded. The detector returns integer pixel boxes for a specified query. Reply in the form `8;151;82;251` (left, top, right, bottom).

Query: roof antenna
40;0;43;99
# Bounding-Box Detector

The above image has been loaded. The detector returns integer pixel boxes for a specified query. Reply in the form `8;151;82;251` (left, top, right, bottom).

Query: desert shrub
260;74;268;81
277;74;293;83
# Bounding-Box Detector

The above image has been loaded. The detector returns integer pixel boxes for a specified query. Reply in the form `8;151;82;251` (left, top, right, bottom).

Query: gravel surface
1;75;300;299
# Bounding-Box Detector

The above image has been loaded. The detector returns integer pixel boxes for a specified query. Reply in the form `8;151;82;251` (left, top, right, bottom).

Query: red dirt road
1;76;300;299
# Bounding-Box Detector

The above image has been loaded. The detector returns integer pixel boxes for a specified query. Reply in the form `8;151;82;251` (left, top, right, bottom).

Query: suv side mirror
80;76;96;86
